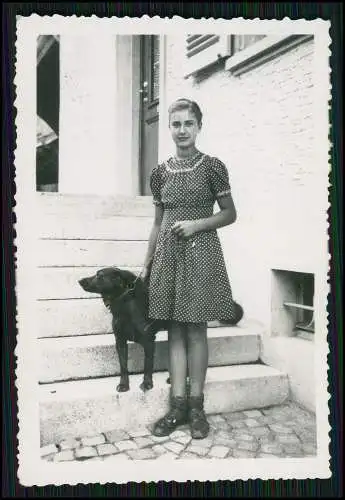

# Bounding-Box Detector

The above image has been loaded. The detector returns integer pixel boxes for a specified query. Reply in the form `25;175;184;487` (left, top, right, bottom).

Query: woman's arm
195;193;237;232
171;194;236;239
140;205;164;279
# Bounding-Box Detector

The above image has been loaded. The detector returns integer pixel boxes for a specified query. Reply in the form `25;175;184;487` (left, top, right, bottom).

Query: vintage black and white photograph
15;16;331;485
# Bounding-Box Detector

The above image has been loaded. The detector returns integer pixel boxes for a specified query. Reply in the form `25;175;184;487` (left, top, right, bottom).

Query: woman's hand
171;220;199;240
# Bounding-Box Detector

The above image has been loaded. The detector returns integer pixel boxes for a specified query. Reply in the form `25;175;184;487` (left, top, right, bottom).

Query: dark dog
79;267;167;392
79;267;244;393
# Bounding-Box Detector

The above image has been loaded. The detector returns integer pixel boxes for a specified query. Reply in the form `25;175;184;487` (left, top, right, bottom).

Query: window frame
150;35;160;104
184;33;314;79
271;269;315;341
225;34;314;76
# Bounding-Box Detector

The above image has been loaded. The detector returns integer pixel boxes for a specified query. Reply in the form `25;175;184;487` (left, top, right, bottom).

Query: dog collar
103;276;141;308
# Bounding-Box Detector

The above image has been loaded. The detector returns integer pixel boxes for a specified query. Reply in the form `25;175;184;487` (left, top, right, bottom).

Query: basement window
283;273;315;340
271;270;315;340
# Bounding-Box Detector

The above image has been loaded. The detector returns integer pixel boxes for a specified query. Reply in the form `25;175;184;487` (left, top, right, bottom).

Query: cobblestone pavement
41;401;317;462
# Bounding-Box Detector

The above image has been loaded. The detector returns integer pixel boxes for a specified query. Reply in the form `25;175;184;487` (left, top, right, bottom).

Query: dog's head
78;267;137;300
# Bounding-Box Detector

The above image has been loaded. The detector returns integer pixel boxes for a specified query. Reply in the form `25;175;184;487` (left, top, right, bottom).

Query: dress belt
163;203;214;211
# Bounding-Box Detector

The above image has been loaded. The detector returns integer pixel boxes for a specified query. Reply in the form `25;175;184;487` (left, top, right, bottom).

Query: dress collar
166;152;205;173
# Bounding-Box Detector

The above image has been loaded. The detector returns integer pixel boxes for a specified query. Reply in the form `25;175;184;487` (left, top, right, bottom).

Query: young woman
141;98;238;439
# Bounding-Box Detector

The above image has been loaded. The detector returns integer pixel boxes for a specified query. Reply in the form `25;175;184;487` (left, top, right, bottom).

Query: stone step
36;297;123;338
36;297;248;338
39;215;153;240
37;266;142;300
38;239;147;268
37;193;155;218
39;324;261;383
39;364;289;446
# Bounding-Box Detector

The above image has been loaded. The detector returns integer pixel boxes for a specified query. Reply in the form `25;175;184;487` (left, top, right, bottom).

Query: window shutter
185;35;231;78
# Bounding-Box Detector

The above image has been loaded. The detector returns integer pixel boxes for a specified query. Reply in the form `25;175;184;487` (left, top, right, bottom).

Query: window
140;35;160;105
225;34;314;75
184;34;264;77
283;273;315;339
151;35;160;101
185;33;313;78
232;35;267;54
271;270;315;340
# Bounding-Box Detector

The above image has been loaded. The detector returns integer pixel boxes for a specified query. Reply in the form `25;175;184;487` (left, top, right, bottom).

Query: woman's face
169;109;201;149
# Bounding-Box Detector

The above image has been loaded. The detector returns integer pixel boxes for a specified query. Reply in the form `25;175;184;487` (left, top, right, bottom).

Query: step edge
39;365;288;400
37;320;265;341
39;361;262;385
38;327;262;348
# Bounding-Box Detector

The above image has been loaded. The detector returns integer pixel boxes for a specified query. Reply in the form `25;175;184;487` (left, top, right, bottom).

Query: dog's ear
117;269;137;288
97;268;123;290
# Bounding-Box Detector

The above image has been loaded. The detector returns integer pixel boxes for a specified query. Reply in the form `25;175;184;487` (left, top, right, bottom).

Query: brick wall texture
162;37;326;324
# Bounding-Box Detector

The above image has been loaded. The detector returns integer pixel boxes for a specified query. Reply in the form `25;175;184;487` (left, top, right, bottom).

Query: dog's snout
79;268;123;295
79;277;91;285
78;276;96;292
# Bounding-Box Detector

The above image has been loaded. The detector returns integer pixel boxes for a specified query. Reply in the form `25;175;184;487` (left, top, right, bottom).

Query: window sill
225;34;313;76
295;330;315;342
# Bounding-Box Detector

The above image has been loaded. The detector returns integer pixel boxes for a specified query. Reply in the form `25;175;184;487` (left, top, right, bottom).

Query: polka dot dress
148;151;236;323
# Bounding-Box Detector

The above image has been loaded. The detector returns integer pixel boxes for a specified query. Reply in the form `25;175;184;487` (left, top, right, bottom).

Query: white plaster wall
59;35;120;195
114;36;141;196
260;337;315;412
163;36;325;411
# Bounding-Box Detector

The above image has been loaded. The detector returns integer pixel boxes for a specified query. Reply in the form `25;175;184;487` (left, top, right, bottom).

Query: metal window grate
283;302;314;311
283;273;315;334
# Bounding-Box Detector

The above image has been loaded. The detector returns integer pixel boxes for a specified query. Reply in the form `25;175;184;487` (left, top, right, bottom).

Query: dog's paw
116;382;129;392
140;380;153;392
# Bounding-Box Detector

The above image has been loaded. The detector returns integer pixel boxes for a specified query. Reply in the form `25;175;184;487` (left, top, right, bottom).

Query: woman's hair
168;98;203;126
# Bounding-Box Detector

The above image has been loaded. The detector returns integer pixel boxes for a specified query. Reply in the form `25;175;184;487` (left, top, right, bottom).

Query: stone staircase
37;193;289;446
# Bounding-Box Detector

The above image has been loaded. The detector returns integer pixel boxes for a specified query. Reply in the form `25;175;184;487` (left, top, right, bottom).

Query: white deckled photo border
14;15;332;485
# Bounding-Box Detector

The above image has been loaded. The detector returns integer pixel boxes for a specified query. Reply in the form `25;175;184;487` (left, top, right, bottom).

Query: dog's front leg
115;339;130;392
140;338;155;391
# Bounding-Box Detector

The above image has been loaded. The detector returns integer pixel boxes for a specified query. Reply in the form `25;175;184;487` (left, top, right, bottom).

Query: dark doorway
36;35;60;192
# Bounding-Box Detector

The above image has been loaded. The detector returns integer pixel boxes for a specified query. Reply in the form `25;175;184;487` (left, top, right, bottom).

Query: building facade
37;33;327;412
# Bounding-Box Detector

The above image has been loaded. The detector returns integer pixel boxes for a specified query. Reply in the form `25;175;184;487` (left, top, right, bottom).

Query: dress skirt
148;152;236;323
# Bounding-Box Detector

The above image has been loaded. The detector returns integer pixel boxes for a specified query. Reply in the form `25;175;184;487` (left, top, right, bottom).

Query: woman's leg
168;321;188;397
186;322;210;439
152;321;188;436
186;322;208;397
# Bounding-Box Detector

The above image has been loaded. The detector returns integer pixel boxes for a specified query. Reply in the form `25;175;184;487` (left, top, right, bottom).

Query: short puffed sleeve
209;157;232;199
149;164;163;206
